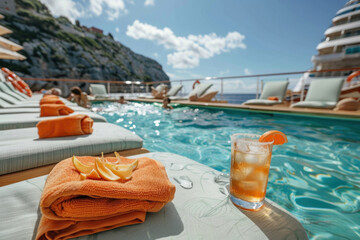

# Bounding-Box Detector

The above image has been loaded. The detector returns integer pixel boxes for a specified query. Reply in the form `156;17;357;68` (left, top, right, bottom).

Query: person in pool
118;96;128;104
162;97;173;110
67;86;89;108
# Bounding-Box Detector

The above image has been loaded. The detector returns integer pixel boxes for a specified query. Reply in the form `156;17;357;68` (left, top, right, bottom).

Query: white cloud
153;52;159;58
126;20;246;69
165;72;176;79
39;0;83;23
115;27;120;32
40;0;127;22
244;68;251;75
219;69;230;76
144;0;155;6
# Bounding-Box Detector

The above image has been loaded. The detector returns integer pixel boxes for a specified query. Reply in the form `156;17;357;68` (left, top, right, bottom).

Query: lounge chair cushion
244;81;288;105
304;78;344;102
154;84;167;93
0;96;78;108
0;152;308;240
291;101;337;109
0;105;90;114
0;97;11;107
0;112;106;130
0;91;21;104
90;84;108;96
166;85;183;97
260;81;289;101
244;99;282;105
0;82;24;101
188;83;213;98
190;90;218;102
0;122;143;175
3;82;30;100
291;78;344;109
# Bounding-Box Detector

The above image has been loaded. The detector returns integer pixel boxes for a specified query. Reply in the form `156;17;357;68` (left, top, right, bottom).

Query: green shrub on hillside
56;32;101;50
17;9;59;34
15;0;51;16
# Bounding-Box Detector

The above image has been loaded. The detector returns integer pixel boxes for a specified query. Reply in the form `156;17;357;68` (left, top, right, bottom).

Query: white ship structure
295;0;360;98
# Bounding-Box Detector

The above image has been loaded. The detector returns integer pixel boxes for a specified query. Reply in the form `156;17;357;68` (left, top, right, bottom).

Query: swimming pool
93;102;360;239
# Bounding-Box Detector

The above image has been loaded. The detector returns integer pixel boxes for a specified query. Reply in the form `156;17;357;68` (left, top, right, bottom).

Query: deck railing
21;67;360;100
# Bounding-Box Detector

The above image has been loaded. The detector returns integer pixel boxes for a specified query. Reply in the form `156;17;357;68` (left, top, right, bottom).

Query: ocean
214;93;256;104
112;93;257;105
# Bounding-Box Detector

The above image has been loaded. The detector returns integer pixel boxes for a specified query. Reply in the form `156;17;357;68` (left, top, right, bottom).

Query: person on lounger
162;97;173;110
67;86;89;108
152;85;168;99
38;88;62;96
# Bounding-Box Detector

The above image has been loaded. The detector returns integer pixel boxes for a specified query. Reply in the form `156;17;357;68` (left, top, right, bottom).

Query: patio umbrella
0;25;12;35
0;36;23;51
0;46;26;60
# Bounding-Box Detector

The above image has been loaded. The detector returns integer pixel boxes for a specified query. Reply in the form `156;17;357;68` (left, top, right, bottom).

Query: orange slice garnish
259;130;288;145
86;169;102;179
72;156;94;174
95;157;122;181
111;153;139;170
72;153;137;181
106;164;133;180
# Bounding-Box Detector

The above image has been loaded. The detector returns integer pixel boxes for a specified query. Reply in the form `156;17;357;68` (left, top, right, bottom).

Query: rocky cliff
0;0;169;94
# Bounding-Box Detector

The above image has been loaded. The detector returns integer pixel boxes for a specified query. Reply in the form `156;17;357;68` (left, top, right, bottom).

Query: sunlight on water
93;102;360;239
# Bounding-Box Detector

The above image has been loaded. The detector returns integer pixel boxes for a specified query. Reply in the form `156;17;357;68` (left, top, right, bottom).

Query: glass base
230;194;264;211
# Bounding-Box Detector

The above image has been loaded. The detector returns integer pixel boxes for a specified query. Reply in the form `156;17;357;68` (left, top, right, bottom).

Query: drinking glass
230;133;273;211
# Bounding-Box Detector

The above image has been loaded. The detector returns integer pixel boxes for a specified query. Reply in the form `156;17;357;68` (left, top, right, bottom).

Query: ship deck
130;98;360;121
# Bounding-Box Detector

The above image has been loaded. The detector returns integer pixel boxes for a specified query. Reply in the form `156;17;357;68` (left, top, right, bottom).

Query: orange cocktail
230;133;273;210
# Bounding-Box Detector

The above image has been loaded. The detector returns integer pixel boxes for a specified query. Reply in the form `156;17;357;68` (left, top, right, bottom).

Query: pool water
93;102;360;239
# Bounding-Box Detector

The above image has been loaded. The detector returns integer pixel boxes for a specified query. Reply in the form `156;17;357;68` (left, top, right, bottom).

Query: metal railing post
180;80;183;95
300;79;305;101
256;77;259;99
131;82;134;94
107;82;110;94
146;83;149;93
221;78;223;100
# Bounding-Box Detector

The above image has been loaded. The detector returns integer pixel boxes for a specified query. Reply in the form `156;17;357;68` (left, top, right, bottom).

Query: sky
39;0;348;93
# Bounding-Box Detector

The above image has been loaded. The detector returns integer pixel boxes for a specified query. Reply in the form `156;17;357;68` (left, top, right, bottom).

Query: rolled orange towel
37;114;93;138
40;98;65;105
267;96;279;101
36;156;176;240
40;104;74;117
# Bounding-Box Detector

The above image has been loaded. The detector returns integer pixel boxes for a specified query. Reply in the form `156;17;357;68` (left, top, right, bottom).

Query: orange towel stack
40;95;65;105
40;104;74;117
37;114;93;138
36;156;176;240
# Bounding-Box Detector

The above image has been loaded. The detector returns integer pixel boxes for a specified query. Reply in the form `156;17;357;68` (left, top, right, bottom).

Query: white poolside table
0;152;308;240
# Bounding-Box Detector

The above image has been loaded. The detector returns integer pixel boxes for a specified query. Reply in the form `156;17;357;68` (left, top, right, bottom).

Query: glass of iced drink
230;133;273;211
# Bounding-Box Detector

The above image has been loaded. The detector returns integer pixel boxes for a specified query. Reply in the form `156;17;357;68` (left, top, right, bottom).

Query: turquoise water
93;102;360;239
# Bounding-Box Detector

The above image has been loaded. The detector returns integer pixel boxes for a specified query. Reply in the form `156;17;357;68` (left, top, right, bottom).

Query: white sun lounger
0;152;308;240
0;122;143;175
244;81;289;106
170;83;213;101
0;112;106;130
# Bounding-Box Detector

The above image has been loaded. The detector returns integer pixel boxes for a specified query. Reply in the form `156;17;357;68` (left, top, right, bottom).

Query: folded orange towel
37;114;93;138
40;98;65;105
36;156;176;240
40;104;74;117
267;96;279;101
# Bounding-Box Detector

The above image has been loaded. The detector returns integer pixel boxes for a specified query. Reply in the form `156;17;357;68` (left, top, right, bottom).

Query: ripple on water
94;102;360;240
